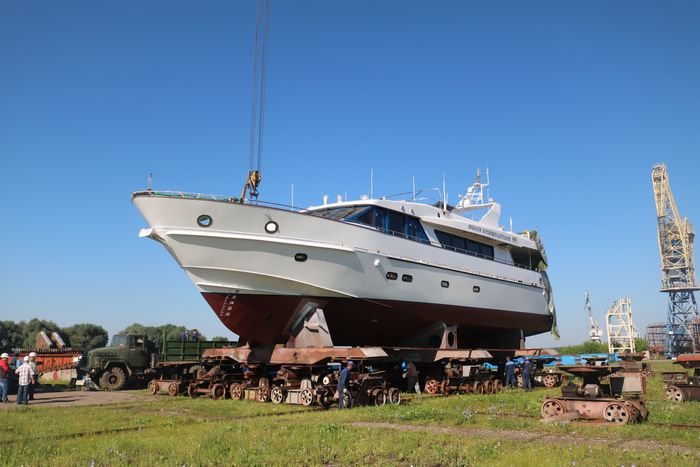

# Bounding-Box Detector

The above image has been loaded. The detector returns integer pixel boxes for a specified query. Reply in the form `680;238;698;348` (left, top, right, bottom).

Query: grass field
2;360;699;466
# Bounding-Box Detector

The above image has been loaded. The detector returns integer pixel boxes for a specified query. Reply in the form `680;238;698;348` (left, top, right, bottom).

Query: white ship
134;173;557;349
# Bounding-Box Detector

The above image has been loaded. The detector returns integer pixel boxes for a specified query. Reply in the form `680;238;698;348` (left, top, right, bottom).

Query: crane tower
606;298;636;354
585;291;602;343
652;163;699;356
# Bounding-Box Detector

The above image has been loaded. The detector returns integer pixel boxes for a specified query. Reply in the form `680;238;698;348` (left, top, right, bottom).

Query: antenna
486;166;490;202
442;173;447;211
370;169;374;199
147;172;153;190
291;184;294;211
412;176;416;202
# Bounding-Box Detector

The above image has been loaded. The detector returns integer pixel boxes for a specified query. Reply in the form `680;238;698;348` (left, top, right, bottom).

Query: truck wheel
100;367;127;391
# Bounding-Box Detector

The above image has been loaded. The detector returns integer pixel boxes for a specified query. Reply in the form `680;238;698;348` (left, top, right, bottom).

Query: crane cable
244;0;269;201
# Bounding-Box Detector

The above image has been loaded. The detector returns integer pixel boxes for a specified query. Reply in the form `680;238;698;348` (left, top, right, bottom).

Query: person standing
28;352;38;400
504;356;517;389
15;356;34;405
0;353;10;403
337;360;353;409
522;359;533;392
405;361;420;394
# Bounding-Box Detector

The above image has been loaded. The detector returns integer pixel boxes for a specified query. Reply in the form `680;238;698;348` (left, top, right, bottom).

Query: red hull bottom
202;292;552;349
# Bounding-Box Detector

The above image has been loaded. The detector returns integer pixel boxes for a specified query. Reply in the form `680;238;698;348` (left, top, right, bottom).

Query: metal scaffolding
651;164;699;356
606;298;636;354
645;323;666;355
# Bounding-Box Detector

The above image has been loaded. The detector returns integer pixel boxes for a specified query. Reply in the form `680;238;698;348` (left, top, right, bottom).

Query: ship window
387;210;405;237
386;272;398;280
473;285;481;293
402;274;413;283
197;214;213;228
436;229;494;260
294;253;308;262
406;217;429;244
353;207;374;226
441;280;449;288
373;207;386;230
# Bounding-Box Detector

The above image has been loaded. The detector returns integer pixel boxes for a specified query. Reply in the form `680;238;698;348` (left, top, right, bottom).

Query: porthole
197;215;213;228
386;272;398;280
294;253;307;262
441;280;450;288
402;274;413;283
473;285;481;293
447;331;455;347
264;221;279;234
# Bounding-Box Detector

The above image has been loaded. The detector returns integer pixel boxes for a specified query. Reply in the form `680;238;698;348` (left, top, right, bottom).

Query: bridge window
435;229;494;260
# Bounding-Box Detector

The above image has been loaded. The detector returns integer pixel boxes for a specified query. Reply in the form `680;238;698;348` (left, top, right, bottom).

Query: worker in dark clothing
504;356;517;388
522;359;534;391
402;360;421;394
337;360;353;409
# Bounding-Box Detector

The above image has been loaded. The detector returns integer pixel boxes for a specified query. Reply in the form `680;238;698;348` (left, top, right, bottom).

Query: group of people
180;329;201;342
504;356;535;391
0;351;38;404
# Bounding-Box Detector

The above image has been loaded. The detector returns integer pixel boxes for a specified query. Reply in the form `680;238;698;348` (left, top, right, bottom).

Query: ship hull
203;292;551;348
134;193;554;349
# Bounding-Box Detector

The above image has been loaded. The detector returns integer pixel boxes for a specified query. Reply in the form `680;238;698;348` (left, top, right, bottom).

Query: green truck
86;333;233;390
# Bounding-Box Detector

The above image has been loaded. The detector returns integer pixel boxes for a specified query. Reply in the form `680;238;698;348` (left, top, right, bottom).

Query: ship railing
133;190;306;211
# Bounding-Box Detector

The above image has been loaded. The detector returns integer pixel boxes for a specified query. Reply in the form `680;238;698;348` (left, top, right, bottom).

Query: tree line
117;323;229;342
0;319;231;351
558;338;649;355
0;319;109;350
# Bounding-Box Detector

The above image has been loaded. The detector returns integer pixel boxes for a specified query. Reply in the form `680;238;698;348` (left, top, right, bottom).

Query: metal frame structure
606;298;636;354
585;291;602;343
652;164;699;356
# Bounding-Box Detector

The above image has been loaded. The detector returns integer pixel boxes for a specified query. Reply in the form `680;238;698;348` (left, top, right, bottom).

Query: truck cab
87;334;155;390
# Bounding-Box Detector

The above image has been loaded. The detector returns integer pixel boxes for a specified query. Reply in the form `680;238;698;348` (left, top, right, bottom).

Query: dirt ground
0;387;153;408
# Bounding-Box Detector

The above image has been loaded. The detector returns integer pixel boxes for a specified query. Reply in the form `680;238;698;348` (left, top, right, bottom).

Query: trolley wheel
257;386;270;403
424;378;440;395
148;380;159;395
317;390;334;409
483;380;494;394
270;386;285;404
300;388;314;407
665;386;684;402
187;383;198;398
387;388;401;405
472;381;484;395
542;374;558;388
210;383;226;400
372;389;386;406
229;383;243;400
540;398;566;419
603;403;631;424
492;379;503;393
168;382;179;397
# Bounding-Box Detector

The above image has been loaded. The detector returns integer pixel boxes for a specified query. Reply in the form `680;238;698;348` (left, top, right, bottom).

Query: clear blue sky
1;1;699;346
